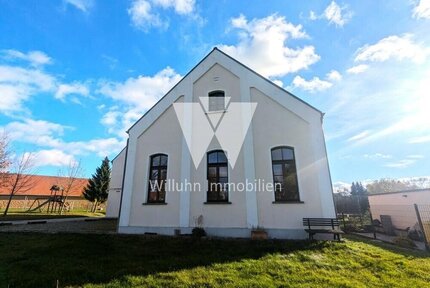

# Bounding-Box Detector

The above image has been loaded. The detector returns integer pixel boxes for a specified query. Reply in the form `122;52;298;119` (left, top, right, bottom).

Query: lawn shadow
345;234;430;259
0;232;331;287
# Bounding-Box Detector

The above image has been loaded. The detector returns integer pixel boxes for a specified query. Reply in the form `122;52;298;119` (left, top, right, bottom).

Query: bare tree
2;153;37;216
0;132;11;186
57;160;84;214
366;179;419;194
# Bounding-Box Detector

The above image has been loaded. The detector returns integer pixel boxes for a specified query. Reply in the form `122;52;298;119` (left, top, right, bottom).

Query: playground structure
27;185;70;213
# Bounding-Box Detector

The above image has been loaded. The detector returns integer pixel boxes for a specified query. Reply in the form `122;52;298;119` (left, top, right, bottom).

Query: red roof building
0;174;88;198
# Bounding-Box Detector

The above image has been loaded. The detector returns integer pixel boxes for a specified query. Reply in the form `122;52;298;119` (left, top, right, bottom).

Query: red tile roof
0;174;88;197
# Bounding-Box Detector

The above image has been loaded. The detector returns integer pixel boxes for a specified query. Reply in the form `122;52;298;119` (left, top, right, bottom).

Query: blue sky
0;0;429;185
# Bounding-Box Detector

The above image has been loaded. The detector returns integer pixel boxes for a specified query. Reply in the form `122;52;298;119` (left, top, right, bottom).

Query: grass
0;234;428;288
0;209;105;221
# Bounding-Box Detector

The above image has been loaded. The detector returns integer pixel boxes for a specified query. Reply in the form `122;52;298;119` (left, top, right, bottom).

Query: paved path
0;216;106;225
0;217;117;234
354;232;427;251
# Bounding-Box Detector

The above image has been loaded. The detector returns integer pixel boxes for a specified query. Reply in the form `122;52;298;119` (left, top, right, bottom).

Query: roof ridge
126;47;322;134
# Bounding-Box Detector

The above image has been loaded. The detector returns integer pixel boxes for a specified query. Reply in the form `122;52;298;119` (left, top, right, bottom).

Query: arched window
147;154;168;203
207;150;228;202
208;90;225;112
271;147;300;202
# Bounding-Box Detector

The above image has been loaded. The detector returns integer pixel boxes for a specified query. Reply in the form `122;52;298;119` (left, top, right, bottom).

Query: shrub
192;227;206;238
393;236;417;249
407;229;423;241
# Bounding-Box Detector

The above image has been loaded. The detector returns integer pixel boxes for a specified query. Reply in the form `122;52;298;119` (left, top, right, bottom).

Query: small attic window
208;90;225;112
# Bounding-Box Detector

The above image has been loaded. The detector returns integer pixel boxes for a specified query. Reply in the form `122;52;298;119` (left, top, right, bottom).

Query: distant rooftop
0;174;88;197
368;188;430;196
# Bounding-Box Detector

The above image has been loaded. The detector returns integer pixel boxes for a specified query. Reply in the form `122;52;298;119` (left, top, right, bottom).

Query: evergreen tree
349;181;369;214
357;182;367;194
83;157;111;212
350;182;357;195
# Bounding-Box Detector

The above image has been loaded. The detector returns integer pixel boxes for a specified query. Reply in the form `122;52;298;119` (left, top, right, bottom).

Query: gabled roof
368;188;430;196
0;174;88;197
111;146;126;163
127;47;323;134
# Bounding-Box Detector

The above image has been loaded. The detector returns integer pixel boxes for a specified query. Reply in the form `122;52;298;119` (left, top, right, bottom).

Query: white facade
106;148;126;218
110;48;336;239
369;189;430;230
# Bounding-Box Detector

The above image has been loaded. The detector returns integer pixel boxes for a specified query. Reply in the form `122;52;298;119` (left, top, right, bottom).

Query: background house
0;175;89;211
369;189;430;231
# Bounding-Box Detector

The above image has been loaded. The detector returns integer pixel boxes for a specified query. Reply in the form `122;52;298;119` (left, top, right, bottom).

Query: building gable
127;48;323;139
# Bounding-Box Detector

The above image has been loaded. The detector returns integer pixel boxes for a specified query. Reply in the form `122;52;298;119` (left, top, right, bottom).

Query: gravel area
0;218;117;234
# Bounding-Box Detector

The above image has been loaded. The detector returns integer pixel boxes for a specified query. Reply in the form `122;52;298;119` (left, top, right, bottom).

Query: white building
107;48;336;238
368;189;430;230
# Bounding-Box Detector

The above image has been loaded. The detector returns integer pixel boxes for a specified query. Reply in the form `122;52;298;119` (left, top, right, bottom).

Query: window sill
205;110;227;115
142;202;167;205
204;201;232;205
272;201;304;204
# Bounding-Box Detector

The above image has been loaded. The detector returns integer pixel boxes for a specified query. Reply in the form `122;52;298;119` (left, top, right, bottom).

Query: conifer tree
83;157;111;212
350;182;357;195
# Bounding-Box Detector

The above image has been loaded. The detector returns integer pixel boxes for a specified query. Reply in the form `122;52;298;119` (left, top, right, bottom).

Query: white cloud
0;65;56;113
152;0;195;14
343;66;430;146
64;0;94;12
100;108;136;138
0;65;55;90
347;64;369;74
323;1;352;27
98;67;181;111
309;11;317;20
363;153;392;159
101;110;121;127
1;49;52;66
332;181;351;193
4;118;67;147
218;14;320;78
413;0;430;19
61;137;125;157
355;34;429;64
128;0;196;31
291;75;332;92
0;49;98;113
407;154;424;159
326;70;342;81
3;118;124;159
98;67;181;138
409;135;430;143
384;158;417;168
55;82;90;101
0;63;91;113
272;79;284;88
31;149;76;167
100;105;152;139
128;0;167;31
347;130;371;142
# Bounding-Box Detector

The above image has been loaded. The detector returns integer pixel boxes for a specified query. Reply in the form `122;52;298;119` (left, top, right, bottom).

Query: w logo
173;97;257;169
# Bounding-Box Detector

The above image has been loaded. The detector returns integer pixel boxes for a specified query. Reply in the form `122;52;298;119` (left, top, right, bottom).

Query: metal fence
415;204;430;250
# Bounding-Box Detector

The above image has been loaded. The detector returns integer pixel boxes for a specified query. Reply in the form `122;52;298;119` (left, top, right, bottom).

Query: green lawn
0;233;428;288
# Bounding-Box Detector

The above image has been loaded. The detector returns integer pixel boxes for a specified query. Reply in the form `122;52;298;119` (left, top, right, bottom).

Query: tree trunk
92;201;98;213
60;195;68;215
2;192;14;216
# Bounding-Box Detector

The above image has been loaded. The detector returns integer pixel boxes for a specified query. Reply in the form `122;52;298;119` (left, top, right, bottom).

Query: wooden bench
303;218;344;241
